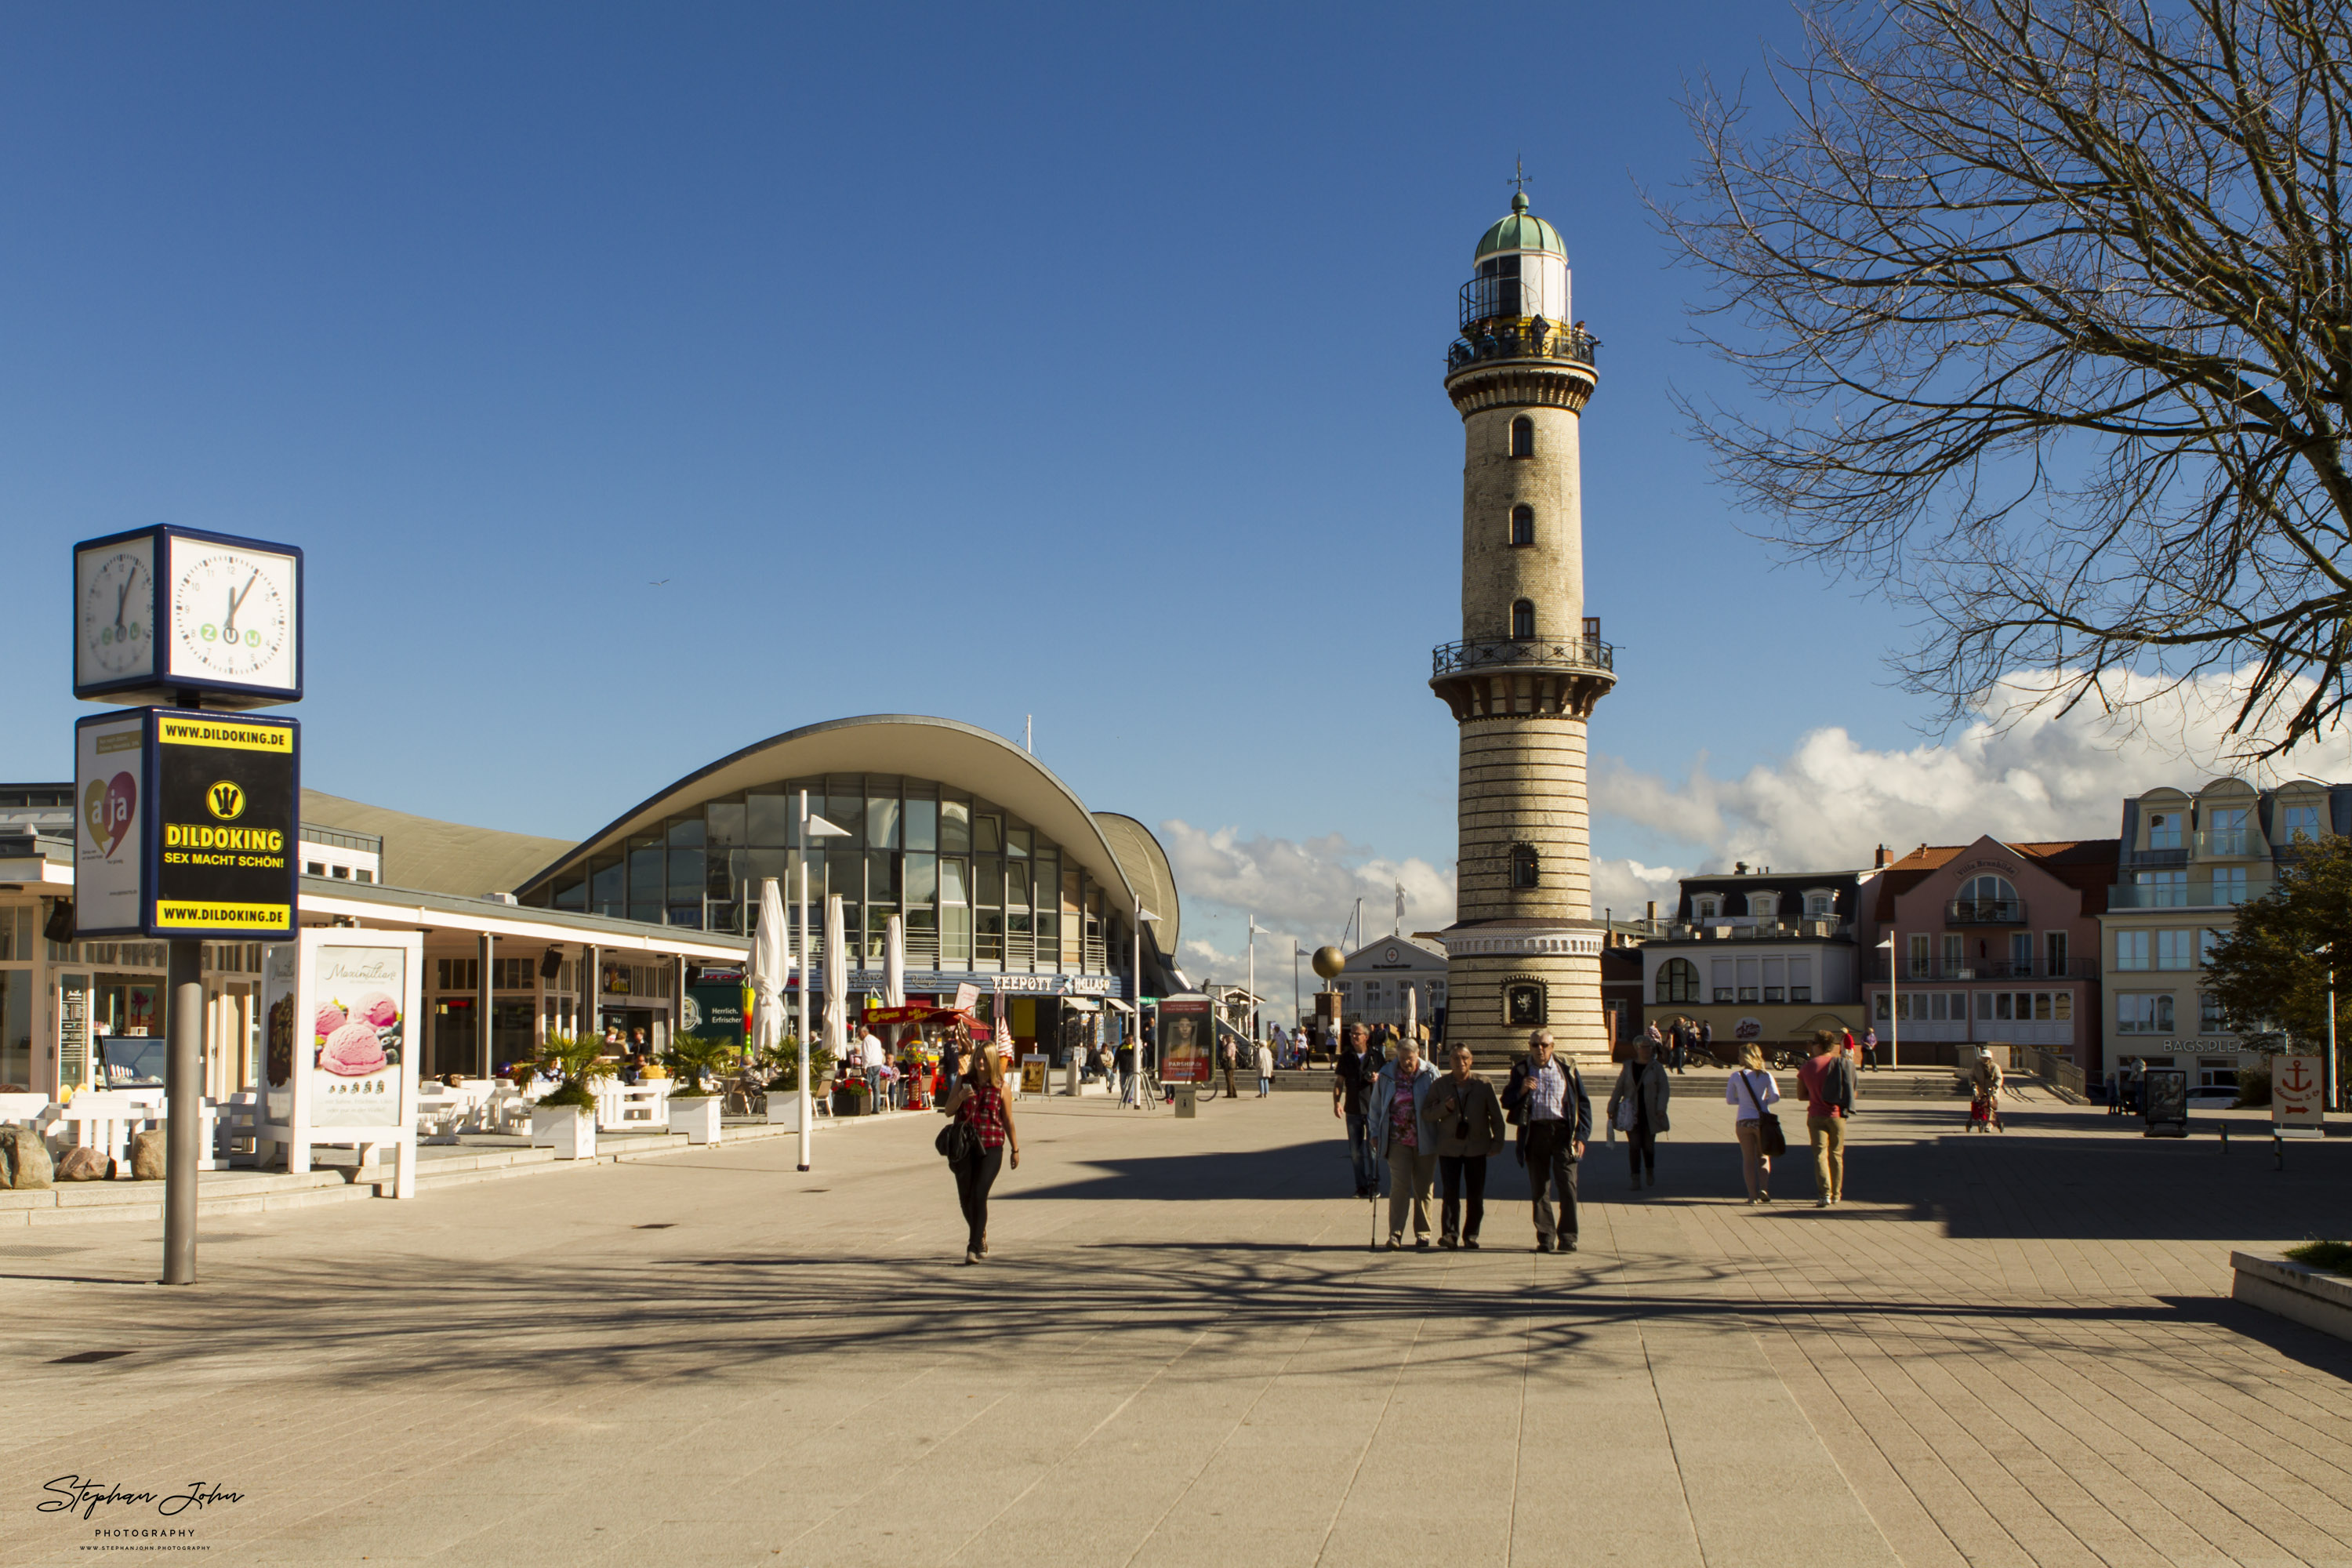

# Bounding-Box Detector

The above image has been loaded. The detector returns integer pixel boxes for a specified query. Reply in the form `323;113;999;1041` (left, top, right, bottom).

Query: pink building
1860;836;2117;1070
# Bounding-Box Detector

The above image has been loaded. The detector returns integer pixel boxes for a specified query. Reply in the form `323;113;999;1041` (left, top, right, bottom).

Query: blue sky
4;3;1989;967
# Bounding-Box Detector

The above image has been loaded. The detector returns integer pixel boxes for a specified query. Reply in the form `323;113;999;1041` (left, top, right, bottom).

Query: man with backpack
1795;1029;1856;1207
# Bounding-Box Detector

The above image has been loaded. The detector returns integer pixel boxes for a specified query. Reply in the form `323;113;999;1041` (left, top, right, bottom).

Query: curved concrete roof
1091;811;1181;961
514;716;1174;933
303;789;576;900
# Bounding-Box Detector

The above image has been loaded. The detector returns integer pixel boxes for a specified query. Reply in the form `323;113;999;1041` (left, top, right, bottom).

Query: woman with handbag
1425;1044;1504;1249
937;1034;1020;1265
1606;1035;1671;1190
1725;1042;1783;1204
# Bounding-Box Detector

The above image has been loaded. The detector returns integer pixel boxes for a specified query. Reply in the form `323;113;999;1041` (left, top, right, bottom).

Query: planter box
530;1105;596;1160
667;1095;721;1145
765;1094;803;1130
830;1090;872;1117
2231;1250;2352;1343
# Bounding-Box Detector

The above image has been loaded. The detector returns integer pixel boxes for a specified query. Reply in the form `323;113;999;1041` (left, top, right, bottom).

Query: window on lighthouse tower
1510;506;1535;547
1511;599;1536;640
1510;416;1534;458
1509;843;1540;889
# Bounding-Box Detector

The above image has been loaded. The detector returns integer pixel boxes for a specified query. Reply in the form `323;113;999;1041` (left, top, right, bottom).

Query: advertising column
260;930;423;1194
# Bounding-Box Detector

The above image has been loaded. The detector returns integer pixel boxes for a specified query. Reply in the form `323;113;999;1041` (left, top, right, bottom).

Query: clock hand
224;570;258;640
223;586;238;641
114;577;131;630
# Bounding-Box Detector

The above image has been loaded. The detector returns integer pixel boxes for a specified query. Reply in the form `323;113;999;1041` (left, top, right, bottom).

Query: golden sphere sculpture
1310;945;1347;981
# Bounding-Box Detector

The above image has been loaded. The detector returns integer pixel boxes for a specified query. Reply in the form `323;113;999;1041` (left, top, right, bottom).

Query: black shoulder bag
1742;1071;1787;1158
935;1103;981;1164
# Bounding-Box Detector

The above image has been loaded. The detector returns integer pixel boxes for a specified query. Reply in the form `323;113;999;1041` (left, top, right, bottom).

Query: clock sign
73;524;303;708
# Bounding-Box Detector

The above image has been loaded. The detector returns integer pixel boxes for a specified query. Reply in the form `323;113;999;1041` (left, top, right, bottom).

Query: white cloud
1156;669;2352;957
1157;819;1456;960
1592;667;2352;876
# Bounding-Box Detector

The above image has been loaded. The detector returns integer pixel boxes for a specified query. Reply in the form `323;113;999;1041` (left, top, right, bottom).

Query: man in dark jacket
1330;1024;1381;1197
1501;1029;1590;1253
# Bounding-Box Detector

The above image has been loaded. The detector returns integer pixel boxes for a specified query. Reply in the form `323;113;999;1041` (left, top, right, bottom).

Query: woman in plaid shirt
938;1031;1022;1265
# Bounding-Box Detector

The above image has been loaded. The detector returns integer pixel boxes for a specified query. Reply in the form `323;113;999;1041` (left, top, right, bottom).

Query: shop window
2117;993;2173;1033
435;958;480;993
1510;505;1535;547
1510;416;1534;458
1508;842;1538;888
1511;599;1536;640
1656;958;1700;1004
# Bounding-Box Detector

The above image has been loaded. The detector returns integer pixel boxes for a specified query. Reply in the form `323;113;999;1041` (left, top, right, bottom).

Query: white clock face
76;540;157;684
169;544;296;688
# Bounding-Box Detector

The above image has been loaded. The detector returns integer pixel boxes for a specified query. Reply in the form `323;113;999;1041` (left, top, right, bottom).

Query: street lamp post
1247;915;1268;1047
1131;906;1160;1108
795;790;851;1171
1876;932;1898;1067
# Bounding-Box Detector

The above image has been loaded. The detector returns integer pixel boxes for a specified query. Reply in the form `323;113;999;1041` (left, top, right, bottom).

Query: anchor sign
2274;1053;2325;1127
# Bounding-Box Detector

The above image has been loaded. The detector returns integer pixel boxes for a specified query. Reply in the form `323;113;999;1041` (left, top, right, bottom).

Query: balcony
1445;318;1597;377
1433;634;1612;679
1869;956;2103;982
2194;828;2267;858
2122;845;2188;869
2108;874;2272;909
1651;920;1852;943
1945;898;2027;924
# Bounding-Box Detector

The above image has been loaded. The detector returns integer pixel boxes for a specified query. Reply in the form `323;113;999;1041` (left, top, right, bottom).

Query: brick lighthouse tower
1430;188;1616;1073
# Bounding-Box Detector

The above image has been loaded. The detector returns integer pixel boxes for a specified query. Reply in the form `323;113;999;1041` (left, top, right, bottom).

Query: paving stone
3;1092;2352;1566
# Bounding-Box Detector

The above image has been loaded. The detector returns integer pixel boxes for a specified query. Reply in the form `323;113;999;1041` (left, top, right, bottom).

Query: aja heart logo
82;773;136;857
205;780;246;821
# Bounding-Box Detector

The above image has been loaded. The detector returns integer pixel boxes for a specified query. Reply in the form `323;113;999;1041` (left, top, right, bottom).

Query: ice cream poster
310;944;406;1127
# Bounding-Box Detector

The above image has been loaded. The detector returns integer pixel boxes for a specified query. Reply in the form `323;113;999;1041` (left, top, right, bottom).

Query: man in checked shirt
1501;1029;1591;1253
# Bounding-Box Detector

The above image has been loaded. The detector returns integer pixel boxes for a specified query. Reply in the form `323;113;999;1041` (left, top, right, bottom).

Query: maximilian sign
74;707;299;939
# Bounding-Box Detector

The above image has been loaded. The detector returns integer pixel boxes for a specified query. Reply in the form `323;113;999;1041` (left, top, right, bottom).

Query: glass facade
524;775;1116;976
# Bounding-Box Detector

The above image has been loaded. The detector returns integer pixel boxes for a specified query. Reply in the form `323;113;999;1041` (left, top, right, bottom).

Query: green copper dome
1474;192;1565;261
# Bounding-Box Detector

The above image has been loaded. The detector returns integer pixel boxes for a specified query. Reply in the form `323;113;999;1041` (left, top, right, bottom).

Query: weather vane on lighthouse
1508;156;1533;196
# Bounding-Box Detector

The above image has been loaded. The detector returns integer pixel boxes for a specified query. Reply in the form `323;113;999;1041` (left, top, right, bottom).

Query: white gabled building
1330;935;1450;1034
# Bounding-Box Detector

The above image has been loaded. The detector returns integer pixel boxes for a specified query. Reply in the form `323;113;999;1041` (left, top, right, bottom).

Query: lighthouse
1431;190;1616;1073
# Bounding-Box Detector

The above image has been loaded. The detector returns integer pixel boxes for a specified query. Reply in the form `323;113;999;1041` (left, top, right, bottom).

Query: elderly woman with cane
1366;1035;1440;1250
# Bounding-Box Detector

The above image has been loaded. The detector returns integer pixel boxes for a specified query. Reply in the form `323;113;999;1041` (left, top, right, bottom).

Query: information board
148;709;299;938
259;929;422;1193
72;711;148;938
2274;1053;2325;1134
1157;994;1215;1085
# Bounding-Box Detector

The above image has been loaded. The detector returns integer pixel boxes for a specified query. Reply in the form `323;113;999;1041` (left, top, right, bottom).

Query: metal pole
2329;960;2339;1114
164;935;202;1284
797;789;812;1171
1130;919;1142;1109
1889;938;1899;1069
1247;914;1257;1056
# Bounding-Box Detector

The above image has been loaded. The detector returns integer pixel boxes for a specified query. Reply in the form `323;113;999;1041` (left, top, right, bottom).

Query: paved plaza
5;1082;2352;1567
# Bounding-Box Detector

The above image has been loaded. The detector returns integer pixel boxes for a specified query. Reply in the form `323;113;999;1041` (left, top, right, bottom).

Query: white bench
46;1091;225;1173
597;1081;671;1131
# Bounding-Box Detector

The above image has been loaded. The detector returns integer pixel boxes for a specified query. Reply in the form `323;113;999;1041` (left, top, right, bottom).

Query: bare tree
1661;0;2352;756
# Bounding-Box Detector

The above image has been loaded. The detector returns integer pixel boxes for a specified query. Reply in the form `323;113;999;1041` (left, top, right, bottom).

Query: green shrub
2285;1240;2352;1276
661;1033;738;1095
2234;1061;2273;1108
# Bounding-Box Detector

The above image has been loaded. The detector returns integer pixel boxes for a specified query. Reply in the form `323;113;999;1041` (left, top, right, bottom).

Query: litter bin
1174;1085;1197;1118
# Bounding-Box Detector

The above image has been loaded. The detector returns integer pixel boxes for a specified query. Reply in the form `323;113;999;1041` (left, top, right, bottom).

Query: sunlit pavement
5;1087;2349;1566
